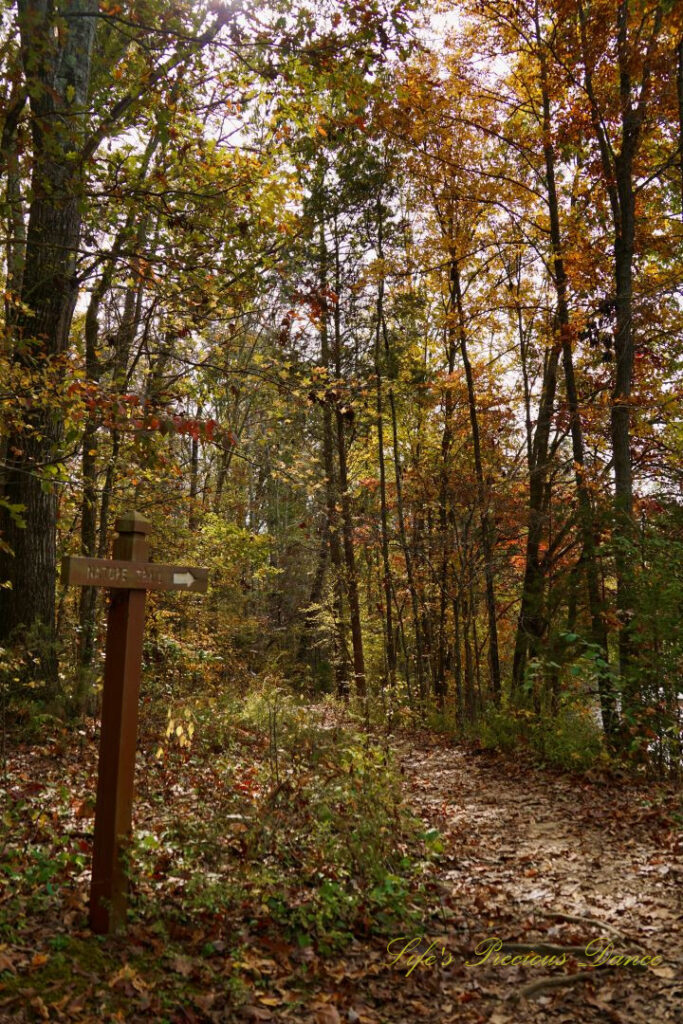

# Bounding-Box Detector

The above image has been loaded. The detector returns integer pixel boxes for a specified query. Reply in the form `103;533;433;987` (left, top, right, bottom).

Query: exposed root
541;910;642;946
510;967;617;1001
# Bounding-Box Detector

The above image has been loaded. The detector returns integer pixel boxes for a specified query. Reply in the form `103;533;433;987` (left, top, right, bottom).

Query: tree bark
373;199;396;686
678;36;683;224
1;83;27;318
78;263;113;674
510;339;560;693
317;220;352;696
533;0;614;734
577;0;663;698
387;352;426;703
451;259;502;702
332;226;366;697
0;0;98;685
435;233;459;706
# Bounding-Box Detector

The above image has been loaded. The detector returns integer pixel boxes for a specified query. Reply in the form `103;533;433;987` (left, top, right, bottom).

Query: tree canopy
1;0;681;761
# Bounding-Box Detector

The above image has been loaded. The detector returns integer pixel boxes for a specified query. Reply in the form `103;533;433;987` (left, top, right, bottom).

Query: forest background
1;0;682;770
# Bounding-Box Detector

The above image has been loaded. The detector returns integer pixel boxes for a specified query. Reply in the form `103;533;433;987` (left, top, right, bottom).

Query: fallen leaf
0;953;16;974
30;996;49;1021
650;965;676;979
193;992;216;1011
109;964;147;991
315;1006;341;1024
169;954;193;977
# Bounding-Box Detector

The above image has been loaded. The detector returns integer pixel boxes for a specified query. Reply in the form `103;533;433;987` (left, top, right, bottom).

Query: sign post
62;511;208;934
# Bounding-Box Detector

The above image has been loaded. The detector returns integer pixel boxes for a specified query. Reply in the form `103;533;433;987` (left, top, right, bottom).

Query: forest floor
0;712;680;1024
386;736;682;1024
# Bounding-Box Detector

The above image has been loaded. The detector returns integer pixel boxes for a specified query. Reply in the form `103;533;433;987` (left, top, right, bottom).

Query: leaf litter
0;722;680;1023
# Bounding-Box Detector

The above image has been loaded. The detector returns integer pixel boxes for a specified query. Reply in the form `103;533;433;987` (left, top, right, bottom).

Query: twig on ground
510;967;617;1001
500;942;588;956
541;910;645;948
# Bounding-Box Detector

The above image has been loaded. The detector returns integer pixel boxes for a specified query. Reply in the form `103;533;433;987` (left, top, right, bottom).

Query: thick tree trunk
1;84;27;315
434;412;453;703
577;0;663;711
462;592;475;721
0;1;98;684
509;10;567;695
322;411;352;698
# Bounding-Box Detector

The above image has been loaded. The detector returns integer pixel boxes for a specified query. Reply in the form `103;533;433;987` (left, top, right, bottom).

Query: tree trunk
78;267;112;675
1;83;27;317
384;323;426;702
188;408;201;533
577;0;663;704
373;201;396;686
317;220;352;697
533;0;614;734
332;225;366;698
435;247;459;706
677;36;683;224
0;1;98;686
451;260;502;702
510;340;561;692
452;593;464;726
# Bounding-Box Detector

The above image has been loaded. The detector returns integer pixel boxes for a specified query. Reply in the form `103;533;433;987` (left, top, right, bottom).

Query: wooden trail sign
61;511;208;934
62;556;208;592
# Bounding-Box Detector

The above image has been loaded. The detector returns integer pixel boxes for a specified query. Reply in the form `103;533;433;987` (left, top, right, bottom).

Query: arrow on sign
173;571;195;587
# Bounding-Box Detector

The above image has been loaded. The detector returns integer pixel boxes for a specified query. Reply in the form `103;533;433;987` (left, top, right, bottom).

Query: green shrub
476;701;606;771
477;707;524;754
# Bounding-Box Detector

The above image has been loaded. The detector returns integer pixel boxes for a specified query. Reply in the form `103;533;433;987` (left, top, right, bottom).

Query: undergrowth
0;673;438;1019
141;678;433;952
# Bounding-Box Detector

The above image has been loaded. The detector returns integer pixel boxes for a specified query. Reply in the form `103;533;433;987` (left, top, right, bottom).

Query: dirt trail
368;739;682;1024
